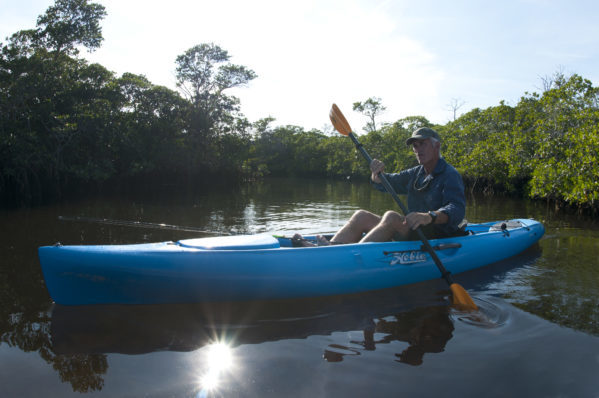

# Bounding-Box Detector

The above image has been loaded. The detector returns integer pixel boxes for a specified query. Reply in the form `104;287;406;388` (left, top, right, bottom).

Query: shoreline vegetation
1;1;598;214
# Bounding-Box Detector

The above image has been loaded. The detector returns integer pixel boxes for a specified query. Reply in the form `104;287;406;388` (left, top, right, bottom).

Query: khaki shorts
394;224;450;241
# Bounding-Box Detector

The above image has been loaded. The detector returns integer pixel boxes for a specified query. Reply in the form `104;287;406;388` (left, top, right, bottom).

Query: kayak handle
383;242;462;255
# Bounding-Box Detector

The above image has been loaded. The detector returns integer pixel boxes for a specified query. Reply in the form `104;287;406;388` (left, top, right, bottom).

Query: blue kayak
38;219;544;305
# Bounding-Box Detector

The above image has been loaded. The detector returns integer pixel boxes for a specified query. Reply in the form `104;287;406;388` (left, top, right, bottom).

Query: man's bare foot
291;233;316;247
315;235;331;246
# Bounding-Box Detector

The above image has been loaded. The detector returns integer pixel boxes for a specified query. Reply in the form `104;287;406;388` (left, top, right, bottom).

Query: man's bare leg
360;211;410;242
329;210;382;244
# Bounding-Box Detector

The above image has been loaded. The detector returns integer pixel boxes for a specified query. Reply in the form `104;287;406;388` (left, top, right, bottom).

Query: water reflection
50;282;450;355
3;305;107;393
323;305;454;366
49;290;461;390
51;354;108;393
3;178;599;395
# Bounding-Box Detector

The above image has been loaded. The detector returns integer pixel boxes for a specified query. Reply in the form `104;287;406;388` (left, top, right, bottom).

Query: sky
2;0;598;132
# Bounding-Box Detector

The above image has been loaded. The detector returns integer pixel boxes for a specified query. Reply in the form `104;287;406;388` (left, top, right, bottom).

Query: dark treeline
2;0;598;213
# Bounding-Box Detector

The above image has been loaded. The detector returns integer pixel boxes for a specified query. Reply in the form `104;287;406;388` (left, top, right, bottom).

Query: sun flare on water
197;341;235;394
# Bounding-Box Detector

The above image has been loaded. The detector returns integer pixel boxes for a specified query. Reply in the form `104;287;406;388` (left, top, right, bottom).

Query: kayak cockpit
177;234;280;250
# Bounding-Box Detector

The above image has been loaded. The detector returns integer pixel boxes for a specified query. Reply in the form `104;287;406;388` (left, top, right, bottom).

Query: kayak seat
177;234;280;250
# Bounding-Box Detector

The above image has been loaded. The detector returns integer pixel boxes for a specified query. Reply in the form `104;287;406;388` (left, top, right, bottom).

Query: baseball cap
405;127;441;146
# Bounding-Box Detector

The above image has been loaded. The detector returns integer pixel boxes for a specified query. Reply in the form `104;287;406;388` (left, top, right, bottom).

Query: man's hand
404;212;433;230
370;159;385;183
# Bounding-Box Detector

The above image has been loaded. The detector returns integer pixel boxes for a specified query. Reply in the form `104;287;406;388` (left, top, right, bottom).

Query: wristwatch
428;211;438;224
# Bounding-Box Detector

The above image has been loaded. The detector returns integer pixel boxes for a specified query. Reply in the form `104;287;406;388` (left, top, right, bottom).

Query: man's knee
351;209;374;221
350;210;380;229
381;210;403;225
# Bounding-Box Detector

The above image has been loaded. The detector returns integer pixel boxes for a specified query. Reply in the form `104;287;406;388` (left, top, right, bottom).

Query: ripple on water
451;295;512;329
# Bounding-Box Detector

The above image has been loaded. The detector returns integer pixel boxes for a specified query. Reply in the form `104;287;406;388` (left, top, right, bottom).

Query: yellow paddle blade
450;283;478;311
329;104;353;136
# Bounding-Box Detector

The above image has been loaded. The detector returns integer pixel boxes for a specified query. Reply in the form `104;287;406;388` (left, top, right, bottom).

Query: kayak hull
38;219;544;305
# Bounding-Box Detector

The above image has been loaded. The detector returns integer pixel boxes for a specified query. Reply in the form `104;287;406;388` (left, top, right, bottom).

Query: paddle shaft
347;132;455;286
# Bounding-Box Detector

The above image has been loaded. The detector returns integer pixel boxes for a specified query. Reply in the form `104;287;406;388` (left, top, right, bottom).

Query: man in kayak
294;127;465;246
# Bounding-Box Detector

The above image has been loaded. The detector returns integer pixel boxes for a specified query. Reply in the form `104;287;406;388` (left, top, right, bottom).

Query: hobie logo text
389;251;427;265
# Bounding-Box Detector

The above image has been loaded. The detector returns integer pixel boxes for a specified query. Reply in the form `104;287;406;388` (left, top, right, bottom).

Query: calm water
1;177;599;397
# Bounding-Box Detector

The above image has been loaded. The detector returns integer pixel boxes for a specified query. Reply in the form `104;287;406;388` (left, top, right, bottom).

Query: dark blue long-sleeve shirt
373;158;466;236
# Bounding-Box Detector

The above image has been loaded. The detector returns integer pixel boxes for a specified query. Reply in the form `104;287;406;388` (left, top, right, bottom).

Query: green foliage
442;104;514;192
174;42;257;173
440;73;599;209
352;97;386;133
250;124;328;177
36;0;107;55
0;1;260;205
526;75;599;207
319;136;357;176
115;73;188;175
1;0;599;213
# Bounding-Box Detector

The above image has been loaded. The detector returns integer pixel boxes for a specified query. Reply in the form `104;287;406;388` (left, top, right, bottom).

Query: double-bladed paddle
329;103;477;310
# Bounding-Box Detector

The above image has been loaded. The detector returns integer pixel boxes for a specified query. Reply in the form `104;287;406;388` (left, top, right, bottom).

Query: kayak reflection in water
323;305;454;366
